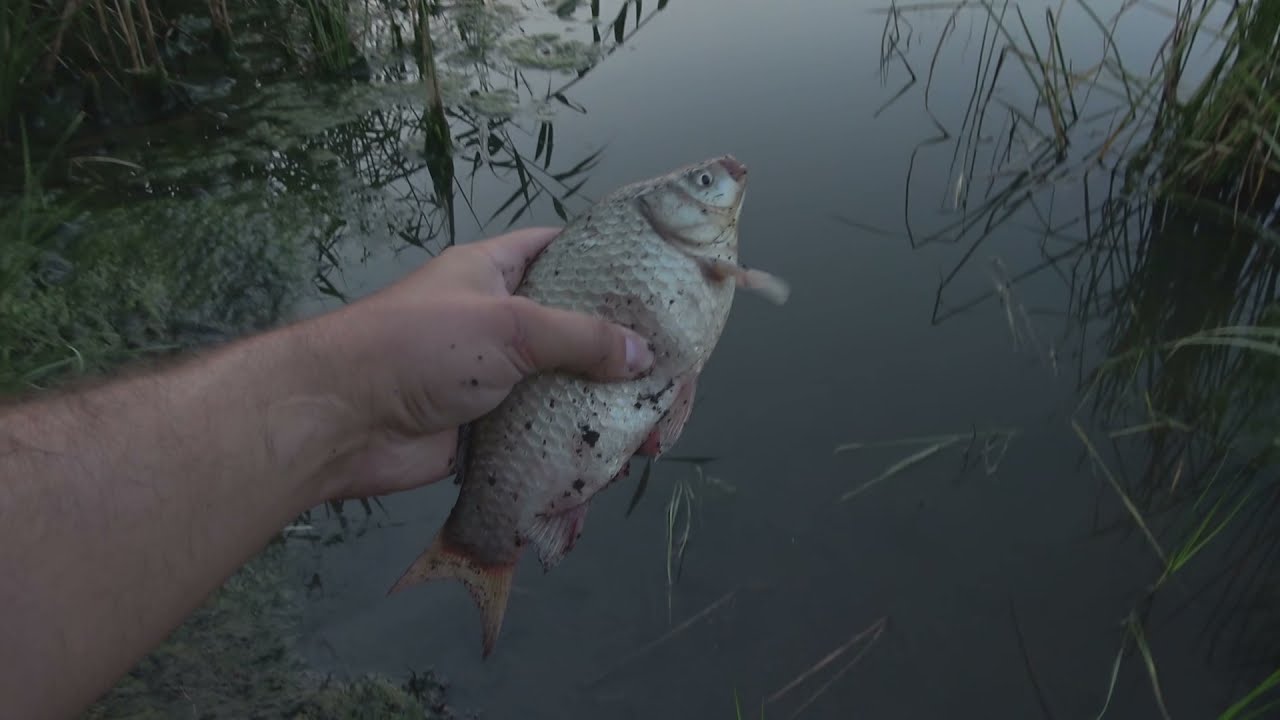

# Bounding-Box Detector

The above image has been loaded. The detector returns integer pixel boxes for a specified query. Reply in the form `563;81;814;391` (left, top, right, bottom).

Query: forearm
0;317;363;719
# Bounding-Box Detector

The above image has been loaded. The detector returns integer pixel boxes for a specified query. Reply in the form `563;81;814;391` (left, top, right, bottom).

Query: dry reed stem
134;0;164;72
583;588;737;688
112;0;144;70
42;0;89;77
766;615;889;719
92;0;124;70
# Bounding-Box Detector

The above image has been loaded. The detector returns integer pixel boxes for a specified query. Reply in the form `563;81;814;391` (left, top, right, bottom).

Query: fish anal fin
637;374;699;459
526;503;590;572
388;532;516;658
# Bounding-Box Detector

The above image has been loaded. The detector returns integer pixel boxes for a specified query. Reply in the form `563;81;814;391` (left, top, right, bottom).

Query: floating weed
763;615;888;720
1129;614;1173;720
665;471;694;619
502;33;600;71
584;589;737;689
834;428;1018;501
660;458;733;621
1071;419;1168;565
989;256;1058;373
462;88;520;117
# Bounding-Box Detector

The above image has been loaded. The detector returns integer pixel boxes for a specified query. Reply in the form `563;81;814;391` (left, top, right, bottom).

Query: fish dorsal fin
525;503;590;571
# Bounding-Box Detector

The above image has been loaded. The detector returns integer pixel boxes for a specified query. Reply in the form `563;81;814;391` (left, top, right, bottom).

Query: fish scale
388;154;787;657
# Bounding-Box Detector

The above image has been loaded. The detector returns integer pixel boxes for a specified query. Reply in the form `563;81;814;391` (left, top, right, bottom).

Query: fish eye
697;172;713;187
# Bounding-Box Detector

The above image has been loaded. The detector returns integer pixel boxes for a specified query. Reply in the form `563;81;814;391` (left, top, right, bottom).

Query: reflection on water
28;0;1280;716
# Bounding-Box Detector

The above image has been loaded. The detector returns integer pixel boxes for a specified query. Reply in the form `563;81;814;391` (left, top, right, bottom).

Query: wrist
240;313;375;508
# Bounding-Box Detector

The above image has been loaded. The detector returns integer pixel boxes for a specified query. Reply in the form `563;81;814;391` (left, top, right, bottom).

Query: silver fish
389;155;787;655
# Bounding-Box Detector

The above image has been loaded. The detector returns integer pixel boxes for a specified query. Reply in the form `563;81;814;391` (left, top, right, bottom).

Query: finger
469;226;563;293
504;297;655;380
331;430;460;501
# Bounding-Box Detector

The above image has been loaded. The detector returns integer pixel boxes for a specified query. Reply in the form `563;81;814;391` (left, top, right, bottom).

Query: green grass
84;540;467;720
298;0;356;76
0;110;311;393
869;1;1280;717
833;428;1017;500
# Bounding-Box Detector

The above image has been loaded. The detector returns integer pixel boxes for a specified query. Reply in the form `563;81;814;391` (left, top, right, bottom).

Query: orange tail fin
388;533;516;658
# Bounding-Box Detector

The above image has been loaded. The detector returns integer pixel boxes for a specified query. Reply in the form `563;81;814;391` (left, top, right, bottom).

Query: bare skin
0;227;654;720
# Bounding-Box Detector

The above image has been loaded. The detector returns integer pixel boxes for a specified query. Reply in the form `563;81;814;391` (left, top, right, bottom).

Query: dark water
58;0;1279;717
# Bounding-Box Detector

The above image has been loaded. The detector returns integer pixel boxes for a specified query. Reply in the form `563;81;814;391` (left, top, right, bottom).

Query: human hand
310;226;655;501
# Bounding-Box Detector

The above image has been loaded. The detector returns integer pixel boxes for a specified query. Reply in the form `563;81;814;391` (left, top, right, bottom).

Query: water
45;0;1280;717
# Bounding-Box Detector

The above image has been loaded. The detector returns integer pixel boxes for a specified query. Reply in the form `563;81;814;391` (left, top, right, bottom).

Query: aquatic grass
298;0;355;76
1068;420;1276;720
0;113;314;393
248;0;674;286
834;428;1017;501
665;470;694;619
761;615;888;720
877;1;1280;716
1130;612;1173;720
585;588;738;689
1219;667;1280;720
656;457;734;621
1073;418;1168;565
1070;323;1280;717
1141;1;1280;216
732;689;762;720
0;0;56;140
0;0;189;137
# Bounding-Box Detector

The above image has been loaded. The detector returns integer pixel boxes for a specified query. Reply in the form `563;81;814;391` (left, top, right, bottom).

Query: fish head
636;155;748;252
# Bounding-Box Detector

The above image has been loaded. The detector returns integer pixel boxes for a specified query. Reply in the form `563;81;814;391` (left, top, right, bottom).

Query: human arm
0;227;654;720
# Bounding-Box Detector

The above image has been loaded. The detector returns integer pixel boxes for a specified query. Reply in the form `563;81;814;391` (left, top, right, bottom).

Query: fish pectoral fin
740;267;791;305
701;258;791;306
388;533;516;659
525;503;590;572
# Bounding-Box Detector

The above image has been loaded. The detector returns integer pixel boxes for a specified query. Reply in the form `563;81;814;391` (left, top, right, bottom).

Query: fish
388;154;788;656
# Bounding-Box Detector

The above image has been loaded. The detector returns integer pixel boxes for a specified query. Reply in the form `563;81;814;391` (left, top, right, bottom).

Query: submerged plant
298;0;356;76
872;0;1280;716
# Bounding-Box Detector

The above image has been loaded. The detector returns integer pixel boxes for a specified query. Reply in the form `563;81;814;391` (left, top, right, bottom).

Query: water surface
64;0;1280;717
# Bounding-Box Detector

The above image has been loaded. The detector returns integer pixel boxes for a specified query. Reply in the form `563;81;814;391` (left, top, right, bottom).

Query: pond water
49;0;1280;717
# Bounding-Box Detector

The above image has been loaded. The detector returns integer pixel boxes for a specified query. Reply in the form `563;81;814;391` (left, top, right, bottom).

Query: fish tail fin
388;532;516;658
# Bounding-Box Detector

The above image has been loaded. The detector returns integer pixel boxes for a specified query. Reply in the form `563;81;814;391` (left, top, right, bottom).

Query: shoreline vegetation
853;1;1280;718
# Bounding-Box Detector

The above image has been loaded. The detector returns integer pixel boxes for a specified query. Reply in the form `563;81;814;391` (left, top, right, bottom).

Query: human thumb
503;296;655;380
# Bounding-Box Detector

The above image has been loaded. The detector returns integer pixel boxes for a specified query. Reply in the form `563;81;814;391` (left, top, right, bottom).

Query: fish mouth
719;156;747;182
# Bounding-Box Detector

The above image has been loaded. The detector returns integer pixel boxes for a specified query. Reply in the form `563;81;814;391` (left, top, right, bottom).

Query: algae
84;542;473;720
501;33;600;71
461;88;521;117
0;182;315;392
